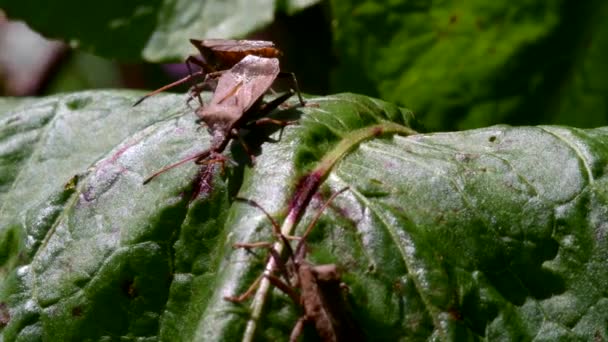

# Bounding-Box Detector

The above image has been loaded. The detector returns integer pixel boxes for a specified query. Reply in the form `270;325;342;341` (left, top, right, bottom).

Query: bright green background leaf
330;0;608;131
1;92;607;340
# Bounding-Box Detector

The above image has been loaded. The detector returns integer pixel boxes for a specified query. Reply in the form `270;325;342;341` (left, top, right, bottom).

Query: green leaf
1;91;607;340
330;0;608;131
0;1;321;61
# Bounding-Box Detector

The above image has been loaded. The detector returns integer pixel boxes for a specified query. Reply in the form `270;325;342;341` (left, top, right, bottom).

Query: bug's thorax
191;39;281;71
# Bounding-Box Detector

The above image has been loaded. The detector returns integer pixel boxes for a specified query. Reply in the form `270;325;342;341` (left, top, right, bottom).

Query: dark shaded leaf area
1;91;607;340
331;0;608;131
0;0;320;61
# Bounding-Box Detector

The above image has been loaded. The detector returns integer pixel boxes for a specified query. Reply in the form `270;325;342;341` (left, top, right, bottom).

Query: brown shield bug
226;188;365;342
134;39;303;107
142;54;303;185
195;54;300;150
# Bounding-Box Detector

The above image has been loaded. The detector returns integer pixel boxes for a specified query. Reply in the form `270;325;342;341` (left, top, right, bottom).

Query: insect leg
277;72;306;106
194;152;236;178
255;89;295;117
265;274;300;304
289;316;307;342
142;148;212;184
242;90;297;143
221;84;292;144
224;250;299;304
223;274;264;303
234;197;282;236
295;187;350;261
186;70;225;109
231;128;256;165
185;56;211;106
226;238;293;302
251;117;299;143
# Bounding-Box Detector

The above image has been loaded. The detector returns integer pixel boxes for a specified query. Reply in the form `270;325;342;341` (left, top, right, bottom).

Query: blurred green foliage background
0;0;607;131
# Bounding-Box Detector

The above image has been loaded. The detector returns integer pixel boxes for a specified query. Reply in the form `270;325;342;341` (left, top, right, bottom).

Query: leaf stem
241;121;417;342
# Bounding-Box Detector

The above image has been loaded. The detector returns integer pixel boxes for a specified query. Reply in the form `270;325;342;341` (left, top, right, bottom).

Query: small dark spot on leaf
6;116;21;125
488;136;497;142
72;306;83;317
393;280;405;295
448;307;463;321
66;97;92;110
594;330;603;342
64;175;79;191
18;251;28;264
372;126;384;136
449;15;458;24
367;263;376;273
121;279;138;299
455;153;478;163
0;302;10;327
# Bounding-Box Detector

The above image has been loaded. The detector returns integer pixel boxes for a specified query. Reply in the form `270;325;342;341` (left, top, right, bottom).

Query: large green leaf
0;1;321;61
1;91;607;340
330;0;608;131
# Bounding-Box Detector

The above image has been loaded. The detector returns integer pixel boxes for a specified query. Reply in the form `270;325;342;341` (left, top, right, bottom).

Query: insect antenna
234;197;282;237
294;187;350;258
133;70;206;106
